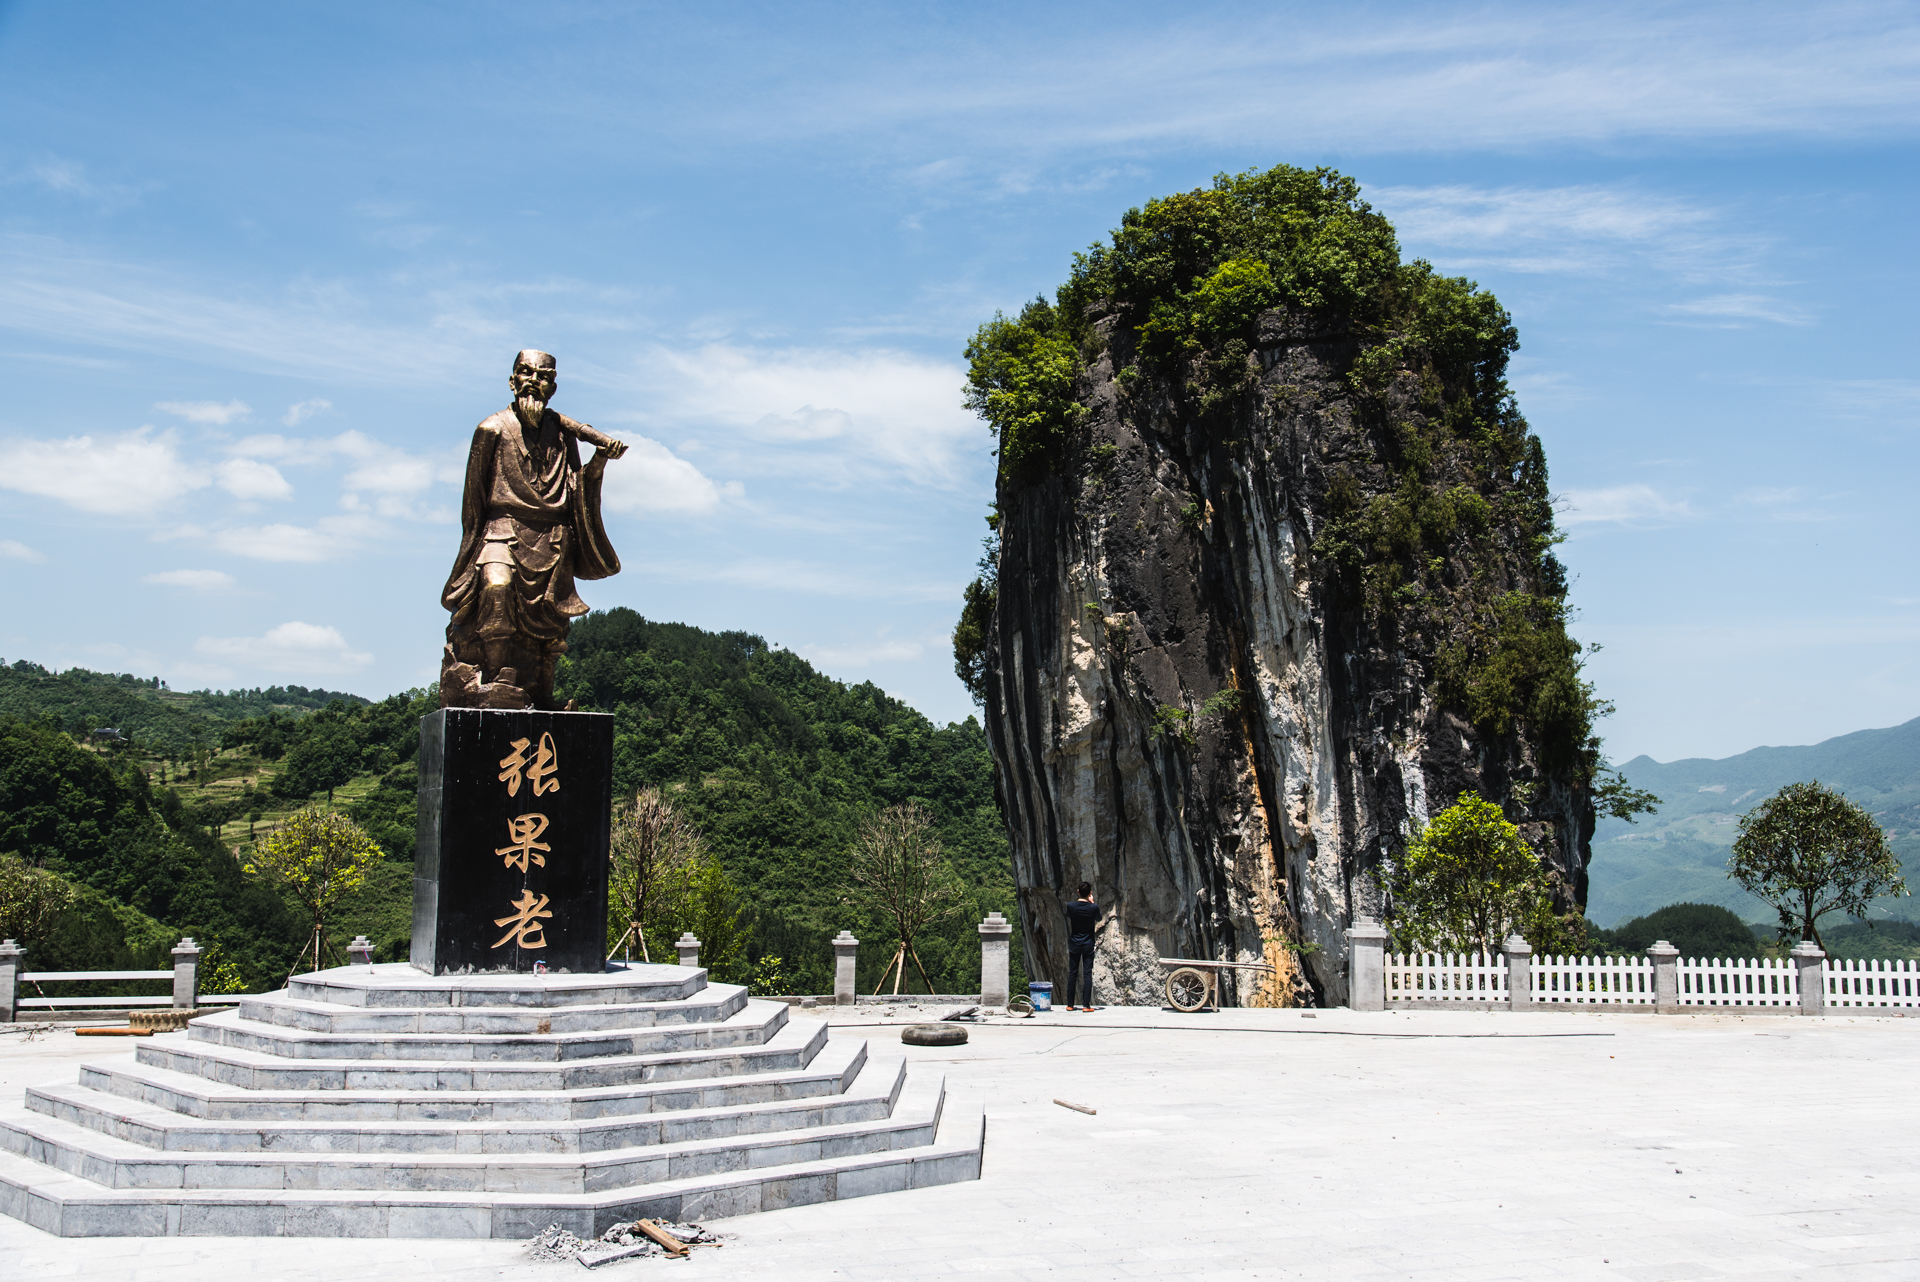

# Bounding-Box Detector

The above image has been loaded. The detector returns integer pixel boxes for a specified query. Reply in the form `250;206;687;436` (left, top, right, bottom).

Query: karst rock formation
959;166;1602;1006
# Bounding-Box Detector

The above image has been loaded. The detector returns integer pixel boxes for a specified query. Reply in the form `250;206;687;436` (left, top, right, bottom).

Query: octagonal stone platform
0;963;984;1237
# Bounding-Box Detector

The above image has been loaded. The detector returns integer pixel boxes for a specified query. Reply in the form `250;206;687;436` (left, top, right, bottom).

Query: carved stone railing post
1502;934;1533;1010
1791;941;1827;1016
1648;940;1680;1012
1345;915;1389;1012
978;912;1012;1008
0;939;22;1023
832;930;859;1006
676;932;702;968
348;935;375;969
171;937;202;1010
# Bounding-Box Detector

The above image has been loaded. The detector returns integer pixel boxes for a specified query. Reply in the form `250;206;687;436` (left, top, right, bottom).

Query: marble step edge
26;1055;907;1155
190;998;785;1061
235;985;750;1035
0;1092;985;1238
0;1074;945;1194
77;1037;865;1123
286;964;704;1009
136;1017;830;1092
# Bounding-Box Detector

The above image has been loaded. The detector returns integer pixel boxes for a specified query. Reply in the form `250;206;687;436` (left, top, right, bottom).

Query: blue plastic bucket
1028;981;1053;1011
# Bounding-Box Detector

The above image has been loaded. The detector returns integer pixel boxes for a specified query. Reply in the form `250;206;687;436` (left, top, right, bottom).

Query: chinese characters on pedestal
494;731;560;953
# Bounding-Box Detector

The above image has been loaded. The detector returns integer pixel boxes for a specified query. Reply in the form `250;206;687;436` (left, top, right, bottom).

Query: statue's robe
441;406;620;650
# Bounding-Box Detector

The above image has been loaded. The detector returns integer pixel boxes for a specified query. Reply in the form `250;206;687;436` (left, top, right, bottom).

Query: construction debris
525;1219;725;1267
1054;1098;1097;1115
75;1027;154;1037
939;1006;981;1022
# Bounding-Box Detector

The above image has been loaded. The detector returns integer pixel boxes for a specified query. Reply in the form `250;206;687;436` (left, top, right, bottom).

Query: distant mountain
1587;718;1920;927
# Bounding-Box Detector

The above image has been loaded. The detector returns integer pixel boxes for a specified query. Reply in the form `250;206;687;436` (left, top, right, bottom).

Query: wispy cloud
282;399;331;427
143;568;235;591
0;540;46;563
214;457;293;502
158;514;384;563
1559;484;1694;527
156;399;250;425
194;621;373;676
1665;293;1814;326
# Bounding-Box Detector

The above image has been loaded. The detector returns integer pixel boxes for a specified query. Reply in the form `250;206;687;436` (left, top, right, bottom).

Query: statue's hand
602;439;628;461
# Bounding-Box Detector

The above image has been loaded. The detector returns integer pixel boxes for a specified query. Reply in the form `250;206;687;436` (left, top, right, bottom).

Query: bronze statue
440;350;628;710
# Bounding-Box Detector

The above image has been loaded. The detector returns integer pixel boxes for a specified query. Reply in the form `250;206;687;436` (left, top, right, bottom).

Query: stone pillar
171;937;202;1010
676;932;701;968
978;912;1012;1008
1791;941;1827;1016
348;935;375;969
1502;934;1533;1010
1648;939;1680;1012
1345;915;1389;1012
832;930;859;1006
0;939;22;1024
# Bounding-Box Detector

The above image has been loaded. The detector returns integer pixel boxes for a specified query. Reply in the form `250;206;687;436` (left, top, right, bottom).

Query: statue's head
510;350;558;406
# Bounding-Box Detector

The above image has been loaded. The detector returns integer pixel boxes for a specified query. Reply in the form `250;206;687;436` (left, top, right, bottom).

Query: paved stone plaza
3;1004;1914;1280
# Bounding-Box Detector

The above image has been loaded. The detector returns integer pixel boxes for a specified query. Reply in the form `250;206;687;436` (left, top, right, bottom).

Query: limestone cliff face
981;309;1595;1007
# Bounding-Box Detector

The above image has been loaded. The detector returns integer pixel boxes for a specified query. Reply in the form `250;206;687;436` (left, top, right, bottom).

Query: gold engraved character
495;813;551;872
497;732;560;797
492;890;553;949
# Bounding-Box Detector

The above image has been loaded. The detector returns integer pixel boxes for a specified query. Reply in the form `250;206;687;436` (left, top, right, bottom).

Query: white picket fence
1384;952;1914;1010
1824;957;1920;1009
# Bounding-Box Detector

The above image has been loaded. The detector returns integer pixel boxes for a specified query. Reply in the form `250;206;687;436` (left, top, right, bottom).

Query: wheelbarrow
1157;957;1277;1012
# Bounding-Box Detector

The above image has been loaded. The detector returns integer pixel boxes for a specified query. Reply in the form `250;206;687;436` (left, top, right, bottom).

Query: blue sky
0;1;1916;764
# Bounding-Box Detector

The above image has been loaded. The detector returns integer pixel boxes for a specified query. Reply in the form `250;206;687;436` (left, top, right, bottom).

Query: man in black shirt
1063;882;1100;1010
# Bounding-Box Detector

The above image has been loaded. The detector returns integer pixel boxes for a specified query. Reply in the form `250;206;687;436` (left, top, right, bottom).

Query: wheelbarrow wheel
1166;967;1210;1012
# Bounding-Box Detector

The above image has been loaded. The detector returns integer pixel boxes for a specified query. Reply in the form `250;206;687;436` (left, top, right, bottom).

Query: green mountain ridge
1589;717;1920;927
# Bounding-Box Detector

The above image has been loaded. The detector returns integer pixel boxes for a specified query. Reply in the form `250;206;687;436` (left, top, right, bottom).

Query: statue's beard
515;392;549;427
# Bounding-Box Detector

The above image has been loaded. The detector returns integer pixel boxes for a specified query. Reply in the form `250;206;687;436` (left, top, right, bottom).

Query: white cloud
599;436;740;516
1559;484;1694;527
143;568;235;590
799;636;928;668
155;399;250;425
194;621;373;676
225;430;461;518
0;426;207;515
620;343;978;486
1378;184;1714;252
283;399;331;427
1665;294;1813;326
159;513;381;562
214;457;292;502
0;539;45;563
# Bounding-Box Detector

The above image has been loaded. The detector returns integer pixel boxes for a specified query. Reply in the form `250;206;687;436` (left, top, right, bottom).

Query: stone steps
287;965;704;1009
189;994;782;1061
73;1036;870;1124
0;961;984;1237
235;984;750;1035
0;1093;986;1238
0;1071;943;1194
137;1011;828;1092
27;1054;906;1154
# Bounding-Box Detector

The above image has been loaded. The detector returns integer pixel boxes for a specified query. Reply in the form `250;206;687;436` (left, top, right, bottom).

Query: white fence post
832;930;859;1006
1502;935;1533;1010
171;937;201;1010
0;939;21;1023
675;932;702;968
1346;915;1388;1012
1648;940;1680;1012
1792;941;1826;1015
978;912;1012;1008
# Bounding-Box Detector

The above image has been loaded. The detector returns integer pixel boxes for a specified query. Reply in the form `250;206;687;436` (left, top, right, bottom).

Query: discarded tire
901;1023;968;1047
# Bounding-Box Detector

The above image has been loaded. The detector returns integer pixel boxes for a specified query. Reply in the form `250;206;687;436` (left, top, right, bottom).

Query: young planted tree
242;806;385;978
0;853;78;944
848;802;964;995
1729;780;1909;950
1386;791;1583;956
607;787;704;964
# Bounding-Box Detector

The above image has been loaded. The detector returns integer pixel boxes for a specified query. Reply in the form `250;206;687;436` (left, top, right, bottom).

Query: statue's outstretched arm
557;413;627;460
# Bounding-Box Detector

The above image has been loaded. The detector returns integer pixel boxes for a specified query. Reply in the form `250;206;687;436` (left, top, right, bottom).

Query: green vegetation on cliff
958;162;1638;809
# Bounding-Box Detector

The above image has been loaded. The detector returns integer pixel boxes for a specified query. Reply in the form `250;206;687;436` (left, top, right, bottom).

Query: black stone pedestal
412;708;613;975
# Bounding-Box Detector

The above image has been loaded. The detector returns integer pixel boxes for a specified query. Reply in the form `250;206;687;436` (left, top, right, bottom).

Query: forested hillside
0;614;1017;997
1588;717;1920;927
